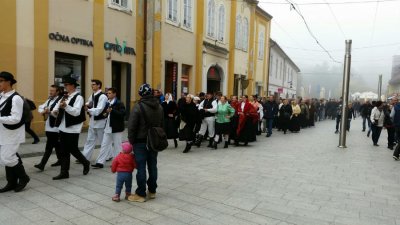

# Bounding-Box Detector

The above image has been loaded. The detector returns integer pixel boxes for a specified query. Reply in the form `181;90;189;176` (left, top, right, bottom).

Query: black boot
13;162;30;192
195;135;203;147
50;161;61;167
207;139;213;148
224;141;229;148
212;141;217;150
183;142;192;153
53;171;69;180
0;167;17;193
34;164;45;171
174;139;178;148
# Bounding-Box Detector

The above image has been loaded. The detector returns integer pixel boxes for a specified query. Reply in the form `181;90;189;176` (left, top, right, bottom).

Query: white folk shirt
52;91;84;134
86;90;108;128
198;99;218;113
0;90;25;145
104;98;116;134
38;97;60;133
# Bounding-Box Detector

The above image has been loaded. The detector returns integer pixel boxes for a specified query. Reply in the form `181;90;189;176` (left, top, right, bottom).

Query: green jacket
216;102;235;123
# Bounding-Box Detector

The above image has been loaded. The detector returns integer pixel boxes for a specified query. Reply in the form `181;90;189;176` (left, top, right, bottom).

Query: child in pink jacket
111;142;136;202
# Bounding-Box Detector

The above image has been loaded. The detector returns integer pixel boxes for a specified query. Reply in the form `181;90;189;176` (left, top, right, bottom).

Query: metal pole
338;40;352;148
378;74;382;101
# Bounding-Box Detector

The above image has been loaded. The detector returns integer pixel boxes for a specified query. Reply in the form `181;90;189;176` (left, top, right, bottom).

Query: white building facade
268;39;300;99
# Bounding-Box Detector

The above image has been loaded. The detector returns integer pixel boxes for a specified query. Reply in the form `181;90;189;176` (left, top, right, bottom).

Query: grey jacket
128;96;164;144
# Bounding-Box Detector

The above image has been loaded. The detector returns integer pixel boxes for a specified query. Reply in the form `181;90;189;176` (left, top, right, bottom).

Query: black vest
93;92;108;121
48;96;62;128
203;99;215;117
54;94;86;128
0;92;25;130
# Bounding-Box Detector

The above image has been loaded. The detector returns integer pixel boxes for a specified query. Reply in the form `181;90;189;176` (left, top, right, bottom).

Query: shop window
181;64;191;94
54;52;86;96
165;61;178;100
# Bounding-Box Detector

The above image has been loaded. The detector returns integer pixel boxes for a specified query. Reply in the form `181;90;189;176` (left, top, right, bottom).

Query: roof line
270;38;301;72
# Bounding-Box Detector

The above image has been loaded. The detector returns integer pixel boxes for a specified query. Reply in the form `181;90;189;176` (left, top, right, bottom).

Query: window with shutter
235;15;242;49
183;0;192;29
207;0;216;38
218;5;225;41
242;18;249;52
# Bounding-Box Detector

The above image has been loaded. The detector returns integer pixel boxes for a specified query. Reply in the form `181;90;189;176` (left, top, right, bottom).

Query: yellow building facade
0;0;272;134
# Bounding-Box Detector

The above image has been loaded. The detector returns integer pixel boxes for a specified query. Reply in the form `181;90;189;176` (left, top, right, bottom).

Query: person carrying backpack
127;83;164;202
24;97;40;144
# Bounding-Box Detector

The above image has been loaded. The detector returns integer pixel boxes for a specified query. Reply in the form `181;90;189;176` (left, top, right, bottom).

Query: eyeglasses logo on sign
104;38;136;56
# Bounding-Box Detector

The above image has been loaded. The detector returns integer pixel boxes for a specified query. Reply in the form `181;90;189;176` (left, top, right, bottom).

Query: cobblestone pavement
1;118;400;225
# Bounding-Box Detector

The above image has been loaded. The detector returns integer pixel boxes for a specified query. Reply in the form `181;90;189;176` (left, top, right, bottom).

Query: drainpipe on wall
143;0;147;83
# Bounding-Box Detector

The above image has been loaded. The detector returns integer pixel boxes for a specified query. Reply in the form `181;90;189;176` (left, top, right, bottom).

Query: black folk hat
0;71;17;85
61;75;79;87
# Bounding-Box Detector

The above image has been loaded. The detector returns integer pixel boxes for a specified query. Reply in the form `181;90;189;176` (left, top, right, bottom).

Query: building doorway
207;65;222;94
112;61;131;120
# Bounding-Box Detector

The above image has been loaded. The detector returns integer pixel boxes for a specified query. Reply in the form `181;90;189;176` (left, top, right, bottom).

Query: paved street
1;118;400;225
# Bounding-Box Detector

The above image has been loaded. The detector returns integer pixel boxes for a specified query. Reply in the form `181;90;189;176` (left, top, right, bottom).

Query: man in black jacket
92;87;126;168
128;84;163;203
360;101;373;132
263;96;278;137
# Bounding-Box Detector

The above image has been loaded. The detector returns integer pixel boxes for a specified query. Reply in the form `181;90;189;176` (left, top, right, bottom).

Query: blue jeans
362;116;371;131
134;143;158;197
116;172;132;195
266;118;274;134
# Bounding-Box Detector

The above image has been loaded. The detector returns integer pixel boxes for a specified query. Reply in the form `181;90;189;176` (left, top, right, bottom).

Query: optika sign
48;32;94;47
104;38;136;56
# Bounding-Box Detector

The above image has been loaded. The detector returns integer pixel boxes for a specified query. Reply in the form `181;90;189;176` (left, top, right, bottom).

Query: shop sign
104;38;136;56
172;63;177;100
48;32;94;47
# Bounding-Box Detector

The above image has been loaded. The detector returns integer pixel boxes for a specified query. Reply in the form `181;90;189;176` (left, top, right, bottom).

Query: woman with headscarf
279;99;292;134
161;93;178;148
214;96;235;149
290;100;301;133
235;95;259;146
179;94;200;153
249;95;263;135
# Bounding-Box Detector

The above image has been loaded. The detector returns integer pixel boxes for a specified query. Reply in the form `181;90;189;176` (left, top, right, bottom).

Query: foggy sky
259;0;400;94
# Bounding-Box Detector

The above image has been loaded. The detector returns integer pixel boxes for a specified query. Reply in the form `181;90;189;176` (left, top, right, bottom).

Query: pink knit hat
121;141;133;153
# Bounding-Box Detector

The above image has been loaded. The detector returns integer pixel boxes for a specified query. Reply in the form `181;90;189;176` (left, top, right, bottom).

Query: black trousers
387;127;395;148
371;124;382;145
39;132;61;166
25;122;39;141
59;131;87;173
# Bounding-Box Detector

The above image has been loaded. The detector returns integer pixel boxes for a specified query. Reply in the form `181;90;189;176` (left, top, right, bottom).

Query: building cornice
256;6;273;20
270;39;300;72
203;41;229;55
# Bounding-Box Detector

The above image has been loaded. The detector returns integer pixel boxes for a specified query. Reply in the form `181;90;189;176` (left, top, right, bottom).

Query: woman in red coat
235;95;259;146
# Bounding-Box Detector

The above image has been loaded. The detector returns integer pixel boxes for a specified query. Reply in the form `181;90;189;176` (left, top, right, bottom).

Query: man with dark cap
0;71;30;192
52;75;90;180
196;92;218;147
128;84;163;202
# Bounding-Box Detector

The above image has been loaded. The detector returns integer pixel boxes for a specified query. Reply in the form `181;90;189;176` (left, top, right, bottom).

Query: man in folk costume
52;75;90;180
196;92;218;147
34;85;63;171
0;71;30;192
235;95;259;146
92;87;126;168
82;79;109;162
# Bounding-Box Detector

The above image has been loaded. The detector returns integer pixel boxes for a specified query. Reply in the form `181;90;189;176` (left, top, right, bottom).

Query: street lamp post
338;40;352;148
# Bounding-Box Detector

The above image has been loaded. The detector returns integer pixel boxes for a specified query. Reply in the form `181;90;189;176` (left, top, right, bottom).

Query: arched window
167;0;178;23
235;15;242;49
258;32;265;59
218;5;225;41
242;17;249;51
183;0;192;29
207;0;216;37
